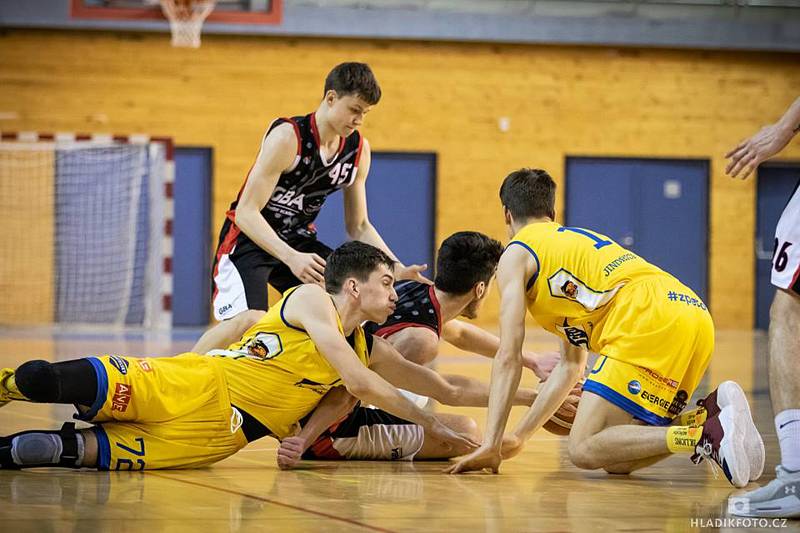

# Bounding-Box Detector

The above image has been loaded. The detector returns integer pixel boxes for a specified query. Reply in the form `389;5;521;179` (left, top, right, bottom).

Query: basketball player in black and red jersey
274;232;568;468
192;62;429;354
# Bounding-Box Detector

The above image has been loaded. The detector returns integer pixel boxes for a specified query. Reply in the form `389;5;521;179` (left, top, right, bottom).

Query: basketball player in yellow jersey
0;242;476;471
448;168;765;488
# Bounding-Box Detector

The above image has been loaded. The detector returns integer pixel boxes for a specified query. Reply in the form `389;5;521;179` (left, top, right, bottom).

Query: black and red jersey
219;112;364;256
364;281;443;339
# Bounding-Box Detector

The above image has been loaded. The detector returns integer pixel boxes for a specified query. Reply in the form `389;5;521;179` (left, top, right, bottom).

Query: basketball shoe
691;405;751;488
698;381;765;481
729;465;800;518
0;368;26;408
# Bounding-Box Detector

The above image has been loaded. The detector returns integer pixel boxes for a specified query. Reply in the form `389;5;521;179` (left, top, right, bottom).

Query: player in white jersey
726;96;800;518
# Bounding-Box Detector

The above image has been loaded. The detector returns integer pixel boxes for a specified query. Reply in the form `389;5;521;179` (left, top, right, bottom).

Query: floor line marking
147;471;398;533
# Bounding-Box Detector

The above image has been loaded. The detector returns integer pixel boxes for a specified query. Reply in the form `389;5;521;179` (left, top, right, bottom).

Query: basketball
543;408;575;436
542;383;583;436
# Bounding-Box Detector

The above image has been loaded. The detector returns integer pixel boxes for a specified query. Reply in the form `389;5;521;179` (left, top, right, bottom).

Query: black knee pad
15;360;59;402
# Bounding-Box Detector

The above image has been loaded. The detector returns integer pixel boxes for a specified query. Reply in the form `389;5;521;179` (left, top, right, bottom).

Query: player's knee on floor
603;464;634;475
0;423;85;469
567;438;603;471
15;360;59;403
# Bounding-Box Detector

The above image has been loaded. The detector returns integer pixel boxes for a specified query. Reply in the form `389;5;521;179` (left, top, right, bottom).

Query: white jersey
772;183;800;294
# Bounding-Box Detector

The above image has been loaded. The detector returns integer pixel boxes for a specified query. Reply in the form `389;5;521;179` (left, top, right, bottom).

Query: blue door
173;147;212;327
313;152;436;276
756;164;800;329
566;158;709;302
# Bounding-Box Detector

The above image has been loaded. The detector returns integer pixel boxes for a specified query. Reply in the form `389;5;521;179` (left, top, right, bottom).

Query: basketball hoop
159;0;216;48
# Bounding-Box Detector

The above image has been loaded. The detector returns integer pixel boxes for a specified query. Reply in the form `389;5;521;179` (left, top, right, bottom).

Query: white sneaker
691;405;750;488
699;381;765;481
728;465;800;518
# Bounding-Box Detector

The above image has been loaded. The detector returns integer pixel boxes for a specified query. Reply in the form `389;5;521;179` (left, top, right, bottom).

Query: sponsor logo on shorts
217;303;233;317
636;366;679;390
668;390;689;416
391;447;402;460
627;380;642;395
109;355;129;375
111;383;132;412
638;388;688;415
137;360;153;372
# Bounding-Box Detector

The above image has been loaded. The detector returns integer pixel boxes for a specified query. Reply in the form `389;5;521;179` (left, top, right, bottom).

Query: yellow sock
675;406;707;427
666;425;703;453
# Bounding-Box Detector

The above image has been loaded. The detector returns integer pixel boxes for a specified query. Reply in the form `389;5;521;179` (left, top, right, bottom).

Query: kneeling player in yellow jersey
0;242;479;471
448;168;765;488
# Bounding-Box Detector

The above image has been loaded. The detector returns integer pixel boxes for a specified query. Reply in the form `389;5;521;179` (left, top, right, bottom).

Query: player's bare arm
368;335;537;407
510;340;587;446
342;139;431;284
285;285;478;450
277;386;356;470
235;123;326;285
725;96;800;179
385;325;439;365
441;319;560;380
445;244;536;474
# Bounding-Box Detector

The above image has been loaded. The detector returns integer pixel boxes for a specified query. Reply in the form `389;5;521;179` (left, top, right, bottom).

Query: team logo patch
627;380;642;395
244;332;283;360
111;383;132;412
108;355;129;375
137;360;153;373
561;280;579;299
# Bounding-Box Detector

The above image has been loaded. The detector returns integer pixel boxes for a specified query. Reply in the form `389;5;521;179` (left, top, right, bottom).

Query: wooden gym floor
0;327;795;532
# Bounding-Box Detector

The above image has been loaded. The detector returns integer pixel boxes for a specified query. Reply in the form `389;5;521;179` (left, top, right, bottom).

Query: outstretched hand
444;445;503;475
725;123;796;180
396;264;433;285
428;419;481;452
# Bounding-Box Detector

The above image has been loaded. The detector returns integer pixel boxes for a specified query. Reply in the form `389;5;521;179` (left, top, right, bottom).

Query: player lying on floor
264;231;578;468
0;242;488;471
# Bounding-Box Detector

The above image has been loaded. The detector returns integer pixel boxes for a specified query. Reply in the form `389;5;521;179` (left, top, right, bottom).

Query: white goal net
0;134;173;329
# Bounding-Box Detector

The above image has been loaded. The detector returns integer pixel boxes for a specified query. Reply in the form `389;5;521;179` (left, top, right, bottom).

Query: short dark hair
499;168;556;221
324;62;382;105
434;231;503;295
325;241;395;293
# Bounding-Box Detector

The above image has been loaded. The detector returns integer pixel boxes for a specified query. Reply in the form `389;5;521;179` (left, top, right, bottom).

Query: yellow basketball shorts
583;276;715;426
77;353;248;470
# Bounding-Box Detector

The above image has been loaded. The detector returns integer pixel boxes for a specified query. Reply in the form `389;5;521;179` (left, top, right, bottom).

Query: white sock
776;409;800;472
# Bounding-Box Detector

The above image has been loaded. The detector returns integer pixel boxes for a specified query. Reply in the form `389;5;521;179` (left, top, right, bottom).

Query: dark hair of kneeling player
324;241;396;294
434;231;504;295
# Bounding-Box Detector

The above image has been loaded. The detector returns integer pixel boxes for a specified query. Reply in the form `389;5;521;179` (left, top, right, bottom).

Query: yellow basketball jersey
211;287;371;438
510;222;669;350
